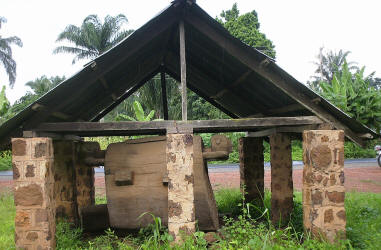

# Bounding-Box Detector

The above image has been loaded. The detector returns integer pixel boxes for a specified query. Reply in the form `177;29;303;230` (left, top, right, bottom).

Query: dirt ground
1;166;381;195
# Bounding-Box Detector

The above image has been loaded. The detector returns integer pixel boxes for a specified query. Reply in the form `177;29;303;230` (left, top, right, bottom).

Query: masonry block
166;133;196;242
12;137;56;250
303;130;346;242
239;137;264;204
270;133;293;226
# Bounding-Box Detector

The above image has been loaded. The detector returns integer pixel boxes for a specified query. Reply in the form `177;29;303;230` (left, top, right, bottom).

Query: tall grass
0;191;15;250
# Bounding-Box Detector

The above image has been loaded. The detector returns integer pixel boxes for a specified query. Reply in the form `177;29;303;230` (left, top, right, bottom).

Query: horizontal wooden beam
247;125;319;137
33;116;323;137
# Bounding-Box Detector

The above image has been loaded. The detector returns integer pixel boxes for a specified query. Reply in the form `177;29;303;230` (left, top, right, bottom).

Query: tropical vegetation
0;16;23;87
53;14;133;64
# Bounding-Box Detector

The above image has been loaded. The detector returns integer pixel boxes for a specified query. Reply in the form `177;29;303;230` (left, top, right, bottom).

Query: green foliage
1;190;381;249
0;86;10;117
320;61;381;131
86;136;127;150
0;191;15;250
0;16;23;87
0;150;12;171
56;220;84;249
116;100;155;122
1;75;65;124
346;192;381;249
54;14;133;64
218;3;276;58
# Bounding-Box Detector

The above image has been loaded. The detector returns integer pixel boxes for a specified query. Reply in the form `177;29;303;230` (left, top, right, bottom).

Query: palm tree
0;17;23;87
53;14;133;64
313;47;358;83
25;75;65;96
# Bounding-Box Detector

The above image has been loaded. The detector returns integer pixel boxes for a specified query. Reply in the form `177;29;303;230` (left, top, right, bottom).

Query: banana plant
116;100;155;122
320;61;381;131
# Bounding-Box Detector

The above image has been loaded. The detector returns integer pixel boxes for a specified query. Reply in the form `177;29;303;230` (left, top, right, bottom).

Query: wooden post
270;133;293;226
179;20;187;121
239;137;264;204
161;69;169;120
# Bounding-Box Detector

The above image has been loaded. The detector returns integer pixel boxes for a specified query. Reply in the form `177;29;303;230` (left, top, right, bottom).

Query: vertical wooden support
270;133;293;226
303;130;346;242
166;132;195;242
239;137;264;204
161;69;169;120
12;137;56;249
179;20;187;121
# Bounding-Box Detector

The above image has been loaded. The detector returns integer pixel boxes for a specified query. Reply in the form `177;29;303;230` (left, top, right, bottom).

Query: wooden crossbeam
211;70;252;99
247;125;319;137
34;116;324;137
185;14;365;146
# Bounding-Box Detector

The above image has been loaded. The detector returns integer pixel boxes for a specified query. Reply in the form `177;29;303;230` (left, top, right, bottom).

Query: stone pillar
239;137;264;204
75;142;97;211
166;133;196;242
12;137;56;250
302;130;346;242
53;141;76;222
270;133;293;226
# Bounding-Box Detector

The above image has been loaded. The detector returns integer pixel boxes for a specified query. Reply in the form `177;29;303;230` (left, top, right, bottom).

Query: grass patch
1;190;381;249
0;191;15;250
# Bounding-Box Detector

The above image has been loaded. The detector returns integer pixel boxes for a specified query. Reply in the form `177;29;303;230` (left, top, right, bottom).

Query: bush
0;150;12;171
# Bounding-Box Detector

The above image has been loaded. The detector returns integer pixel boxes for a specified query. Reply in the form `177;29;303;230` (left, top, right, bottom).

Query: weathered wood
179;20;187;121
211;70;252;99
248;103;305;118
161;70;169;120
185;14;364;146
31;103;72;121
100;77;118;101
34;116;323;136
91;68;160;122
247;125;319;137
164;66;239;118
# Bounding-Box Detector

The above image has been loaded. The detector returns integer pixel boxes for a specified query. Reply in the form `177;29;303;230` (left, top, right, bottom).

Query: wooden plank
90;68;160;122
161;69;169;120
247;125;319;137
185;14;364;146
164;66;239;118
179;20;187;121
34;116;324;136
211;70;252;99
100;77;118;101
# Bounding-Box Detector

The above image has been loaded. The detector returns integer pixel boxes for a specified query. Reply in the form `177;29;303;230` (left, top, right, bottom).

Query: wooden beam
185;14;364;146
247;125;319;137
164;66;239;118
211;70;252;99
99;77;118;101
34;116;323;137
90;68;160;122
31;103;72;121
179;20;187;121
161;69;169;120
248;103;305;118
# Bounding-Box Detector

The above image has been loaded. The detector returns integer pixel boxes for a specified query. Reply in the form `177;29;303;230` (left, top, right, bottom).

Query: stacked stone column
166;133;196;242
270;133;293;226
12;138;56;250
303;130;346;242
239;137;264;204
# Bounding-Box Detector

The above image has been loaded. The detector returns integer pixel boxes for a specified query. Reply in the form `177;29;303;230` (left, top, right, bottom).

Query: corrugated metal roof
0;0;377;149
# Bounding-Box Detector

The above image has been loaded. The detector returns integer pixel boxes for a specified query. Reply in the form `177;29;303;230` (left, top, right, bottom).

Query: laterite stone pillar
53;141;76;222
53;141;97;223
12;138;56;250
166;133;196;242
270;133;293;226
303;130;346;242
239;137;264;204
